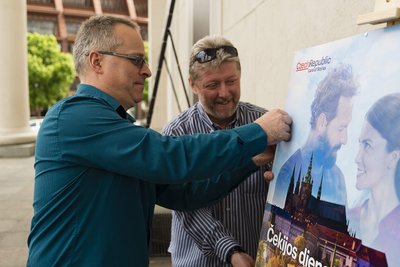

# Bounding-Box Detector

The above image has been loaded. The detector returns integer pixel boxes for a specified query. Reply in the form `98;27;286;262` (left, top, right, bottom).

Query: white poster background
267;26;400;209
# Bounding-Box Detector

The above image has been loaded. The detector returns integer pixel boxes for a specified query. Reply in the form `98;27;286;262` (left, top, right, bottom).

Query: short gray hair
73;15;140;76
189;36;240;81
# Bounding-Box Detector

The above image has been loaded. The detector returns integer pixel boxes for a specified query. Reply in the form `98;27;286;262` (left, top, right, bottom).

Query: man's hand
262;171;274;182
252;145;276;182
255;109;292;145
252;145;276;166
230;252;254;267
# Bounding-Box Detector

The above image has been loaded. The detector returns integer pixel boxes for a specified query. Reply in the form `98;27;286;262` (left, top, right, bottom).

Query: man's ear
88;52;104;74
316;113;328;133
189;77;198;94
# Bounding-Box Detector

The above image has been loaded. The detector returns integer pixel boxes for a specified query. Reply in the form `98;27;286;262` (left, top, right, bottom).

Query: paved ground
0;156;171;267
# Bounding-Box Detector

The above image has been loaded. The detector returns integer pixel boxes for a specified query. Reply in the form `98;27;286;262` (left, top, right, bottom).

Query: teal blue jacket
27;84;267;266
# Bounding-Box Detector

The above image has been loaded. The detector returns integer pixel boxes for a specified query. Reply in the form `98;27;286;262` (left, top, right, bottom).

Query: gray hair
189;36;240;81
73;15;140;76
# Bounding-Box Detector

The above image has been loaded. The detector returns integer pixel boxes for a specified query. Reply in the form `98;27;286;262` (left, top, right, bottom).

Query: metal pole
145;0;176;128
167;29;190;108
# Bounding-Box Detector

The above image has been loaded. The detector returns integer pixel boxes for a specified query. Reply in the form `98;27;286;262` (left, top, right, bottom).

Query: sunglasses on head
194;46;238;63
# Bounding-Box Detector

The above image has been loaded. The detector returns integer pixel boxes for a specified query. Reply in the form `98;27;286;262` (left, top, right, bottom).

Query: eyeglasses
194;46;238;63
98;51;147;68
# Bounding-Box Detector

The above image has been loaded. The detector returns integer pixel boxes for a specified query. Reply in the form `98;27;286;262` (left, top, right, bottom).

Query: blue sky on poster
268;25;400;208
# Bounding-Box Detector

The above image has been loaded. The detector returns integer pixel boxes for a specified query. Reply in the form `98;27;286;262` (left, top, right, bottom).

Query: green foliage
143;41;149;104
27;32;76;115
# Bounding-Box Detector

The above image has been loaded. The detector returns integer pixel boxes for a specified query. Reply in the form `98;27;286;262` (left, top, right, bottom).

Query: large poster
256;25;400;267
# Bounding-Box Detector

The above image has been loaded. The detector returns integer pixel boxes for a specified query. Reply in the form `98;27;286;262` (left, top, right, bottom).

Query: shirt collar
75;84;136;123
196;102;239;130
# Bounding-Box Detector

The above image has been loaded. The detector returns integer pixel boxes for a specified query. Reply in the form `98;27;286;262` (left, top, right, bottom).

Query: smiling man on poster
273;64;358;207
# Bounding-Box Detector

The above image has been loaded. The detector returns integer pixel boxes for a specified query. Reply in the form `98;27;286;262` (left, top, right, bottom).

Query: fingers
283;113;292;124
255;109;292;145
263;171;274;182
280;117;292;142
279;111;292;142
230;252;255;267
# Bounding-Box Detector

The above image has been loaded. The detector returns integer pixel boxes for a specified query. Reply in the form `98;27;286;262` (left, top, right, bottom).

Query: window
134;0;148;18
28;15;57;35
63;0;93;9
65;17;84;36
28;0;54;4
101;0;129;15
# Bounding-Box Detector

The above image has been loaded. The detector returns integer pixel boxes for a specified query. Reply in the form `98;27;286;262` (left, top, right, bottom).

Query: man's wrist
226;245;246;264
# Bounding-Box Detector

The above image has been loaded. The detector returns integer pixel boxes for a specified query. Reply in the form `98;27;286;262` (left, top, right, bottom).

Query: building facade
27;0;148;52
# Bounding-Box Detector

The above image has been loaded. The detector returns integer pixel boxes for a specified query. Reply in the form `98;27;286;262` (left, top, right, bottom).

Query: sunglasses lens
195;49;216;63
135;58;144;67
194;46;238;63
130;56;146;68
222;46;238;57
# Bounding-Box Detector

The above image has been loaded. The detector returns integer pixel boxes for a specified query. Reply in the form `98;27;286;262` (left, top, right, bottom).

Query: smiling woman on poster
349;93;400;266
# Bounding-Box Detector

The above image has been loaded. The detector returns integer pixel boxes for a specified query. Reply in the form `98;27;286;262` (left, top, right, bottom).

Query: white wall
150;0;384;127
210;0;382;109
148;0;168;132
149;0;211;130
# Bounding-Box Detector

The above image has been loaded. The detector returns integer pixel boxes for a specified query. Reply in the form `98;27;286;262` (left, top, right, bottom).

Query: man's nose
218;83;229;98
141;63;152;78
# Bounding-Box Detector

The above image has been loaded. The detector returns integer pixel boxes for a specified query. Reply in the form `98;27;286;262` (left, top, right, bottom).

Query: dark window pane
27;0;54;4
100;0;128;15
65;18;84;36
134;0;147;18
28;16;57;35
63;0;93;9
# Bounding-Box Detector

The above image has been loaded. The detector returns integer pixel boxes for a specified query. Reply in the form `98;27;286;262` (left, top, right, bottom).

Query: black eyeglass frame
194;46;238;64
98;51;147;68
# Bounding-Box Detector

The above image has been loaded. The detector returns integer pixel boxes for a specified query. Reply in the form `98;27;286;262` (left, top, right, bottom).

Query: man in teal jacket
27;15;292;266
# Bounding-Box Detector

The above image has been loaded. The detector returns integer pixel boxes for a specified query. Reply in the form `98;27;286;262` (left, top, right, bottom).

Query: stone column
148;0;168;132
0;0;36;157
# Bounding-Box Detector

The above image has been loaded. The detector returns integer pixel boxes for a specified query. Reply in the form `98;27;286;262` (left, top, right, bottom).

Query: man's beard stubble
313;134;340;169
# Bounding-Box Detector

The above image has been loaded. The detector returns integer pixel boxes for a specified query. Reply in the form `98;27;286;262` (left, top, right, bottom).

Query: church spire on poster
256;23;400;267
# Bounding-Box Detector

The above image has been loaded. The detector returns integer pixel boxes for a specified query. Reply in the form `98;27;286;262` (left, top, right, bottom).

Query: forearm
155;159;258;210
172;209;241;262
57;101;267;184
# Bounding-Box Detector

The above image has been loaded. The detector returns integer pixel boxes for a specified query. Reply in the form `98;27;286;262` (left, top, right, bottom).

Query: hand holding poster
256;25;400;267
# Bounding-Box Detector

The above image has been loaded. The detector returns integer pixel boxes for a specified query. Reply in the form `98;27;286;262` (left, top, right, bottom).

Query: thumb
263;171;274;182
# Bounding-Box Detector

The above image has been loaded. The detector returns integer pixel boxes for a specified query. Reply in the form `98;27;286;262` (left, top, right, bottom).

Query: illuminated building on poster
257;154;387;267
